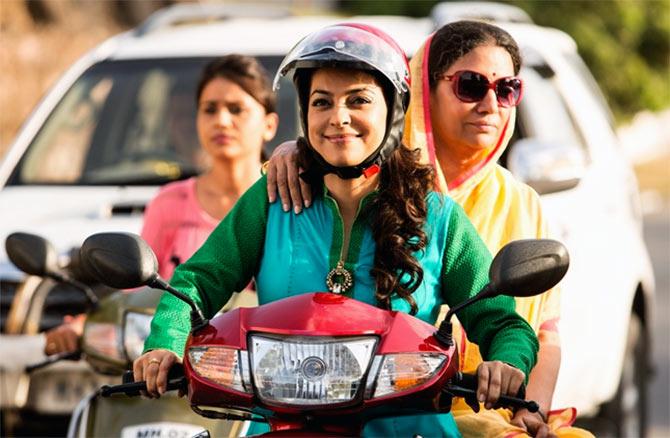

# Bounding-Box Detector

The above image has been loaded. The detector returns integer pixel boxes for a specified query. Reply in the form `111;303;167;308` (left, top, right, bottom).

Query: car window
564;53;616;131
9;57;297;186
515;66;587;153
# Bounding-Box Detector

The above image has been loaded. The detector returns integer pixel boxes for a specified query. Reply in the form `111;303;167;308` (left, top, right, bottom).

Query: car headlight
249;335;377;406
369;353;446;399
83;322;124;361
123;312;153;361
188;346;251;393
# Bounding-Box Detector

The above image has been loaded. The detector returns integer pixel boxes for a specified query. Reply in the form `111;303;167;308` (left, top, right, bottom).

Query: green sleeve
441;203;538;378
143;176;269;357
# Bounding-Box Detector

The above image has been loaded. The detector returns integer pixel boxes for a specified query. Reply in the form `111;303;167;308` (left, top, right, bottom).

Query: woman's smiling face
307;68;387;167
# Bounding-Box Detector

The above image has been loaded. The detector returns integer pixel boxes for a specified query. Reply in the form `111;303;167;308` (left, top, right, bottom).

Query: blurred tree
109;0;175;27
336;0;670;122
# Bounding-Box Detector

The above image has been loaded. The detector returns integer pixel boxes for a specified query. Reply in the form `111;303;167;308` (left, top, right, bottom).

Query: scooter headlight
369;353;446;399
188;346;251;393
249;335;377;406
123;312;153;361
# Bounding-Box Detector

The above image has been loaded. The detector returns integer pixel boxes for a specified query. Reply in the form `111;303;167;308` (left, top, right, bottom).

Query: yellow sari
404;35;590;438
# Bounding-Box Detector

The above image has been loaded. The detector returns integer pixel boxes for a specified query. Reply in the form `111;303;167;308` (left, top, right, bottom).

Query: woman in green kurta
134;23;538;437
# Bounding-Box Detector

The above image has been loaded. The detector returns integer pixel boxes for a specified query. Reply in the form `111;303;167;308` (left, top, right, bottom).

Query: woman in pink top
44;55;278;355
141;54;279;279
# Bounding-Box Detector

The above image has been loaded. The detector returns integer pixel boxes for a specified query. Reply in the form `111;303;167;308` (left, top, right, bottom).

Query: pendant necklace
326;260;353;294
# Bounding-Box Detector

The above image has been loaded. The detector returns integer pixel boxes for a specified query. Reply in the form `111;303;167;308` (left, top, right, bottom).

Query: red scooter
81;233;569;436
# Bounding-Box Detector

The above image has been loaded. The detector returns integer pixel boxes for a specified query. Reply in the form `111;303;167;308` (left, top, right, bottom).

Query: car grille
0;278;20;333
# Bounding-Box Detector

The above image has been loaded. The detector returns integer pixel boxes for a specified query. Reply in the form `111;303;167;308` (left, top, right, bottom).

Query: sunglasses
443;70;524;108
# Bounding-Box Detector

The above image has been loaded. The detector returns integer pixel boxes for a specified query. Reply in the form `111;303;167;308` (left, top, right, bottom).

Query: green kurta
144;176;538;437
145;176;537;373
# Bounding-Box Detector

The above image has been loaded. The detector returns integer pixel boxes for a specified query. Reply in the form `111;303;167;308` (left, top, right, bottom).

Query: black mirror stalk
435;284;495;347
50;272;99;309
148;276;209;333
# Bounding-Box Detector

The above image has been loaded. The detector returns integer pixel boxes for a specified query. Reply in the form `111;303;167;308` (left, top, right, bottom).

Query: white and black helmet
274;23;411;181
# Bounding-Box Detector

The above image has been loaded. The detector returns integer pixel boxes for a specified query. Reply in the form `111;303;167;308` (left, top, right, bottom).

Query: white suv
0;3;654;436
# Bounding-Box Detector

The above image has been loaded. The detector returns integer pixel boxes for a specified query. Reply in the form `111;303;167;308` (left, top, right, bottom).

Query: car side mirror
507;138;587;195
6;232;61;277
80;232;159;289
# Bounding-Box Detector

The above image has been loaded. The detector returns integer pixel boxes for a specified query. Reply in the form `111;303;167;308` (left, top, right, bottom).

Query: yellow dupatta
404;33;562;392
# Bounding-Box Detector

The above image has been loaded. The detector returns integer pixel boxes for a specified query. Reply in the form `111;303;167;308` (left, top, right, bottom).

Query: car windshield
8;57;297;186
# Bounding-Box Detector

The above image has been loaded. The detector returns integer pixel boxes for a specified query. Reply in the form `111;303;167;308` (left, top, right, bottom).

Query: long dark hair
297;136;434;315
370;146;434;314
428;20;522;90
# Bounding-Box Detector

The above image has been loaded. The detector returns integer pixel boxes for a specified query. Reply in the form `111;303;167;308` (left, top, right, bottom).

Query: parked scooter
81;232;569;436
5;232;241;438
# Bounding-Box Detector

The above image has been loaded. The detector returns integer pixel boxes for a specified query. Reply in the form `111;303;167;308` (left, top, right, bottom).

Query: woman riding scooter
135;23;539;437
265;20;591;438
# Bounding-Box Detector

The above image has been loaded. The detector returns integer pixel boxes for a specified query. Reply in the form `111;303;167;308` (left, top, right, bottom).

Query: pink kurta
141;177;219;279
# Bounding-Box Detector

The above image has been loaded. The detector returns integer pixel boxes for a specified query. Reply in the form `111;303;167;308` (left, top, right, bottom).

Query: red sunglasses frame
443;70;524;108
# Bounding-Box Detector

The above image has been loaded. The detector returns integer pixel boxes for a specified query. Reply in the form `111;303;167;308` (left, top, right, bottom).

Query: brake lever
25;350;81;373
100;376;186;397
100;366;186;397
442;372;539;413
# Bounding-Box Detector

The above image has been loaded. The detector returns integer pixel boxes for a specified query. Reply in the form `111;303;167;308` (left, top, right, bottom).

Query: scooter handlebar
443;372;539;413
100;367;186;397
25;350;81;373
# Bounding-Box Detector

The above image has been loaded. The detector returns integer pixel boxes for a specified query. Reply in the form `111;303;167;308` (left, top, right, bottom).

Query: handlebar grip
443;372;539;413
496;394;539;413
100;380;147;397
100;376;186;397
101;365;186;397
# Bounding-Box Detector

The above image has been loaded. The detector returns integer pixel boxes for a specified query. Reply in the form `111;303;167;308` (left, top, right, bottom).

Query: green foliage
509;0;669;121
336;0;670;122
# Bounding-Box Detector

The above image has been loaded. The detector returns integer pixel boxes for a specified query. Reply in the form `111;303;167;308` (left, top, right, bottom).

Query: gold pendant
326;261;353;294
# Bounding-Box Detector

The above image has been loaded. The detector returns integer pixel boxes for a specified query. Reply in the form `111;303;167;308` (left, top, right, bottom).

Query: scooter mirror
81;232;159;289
435;238;570;348
6;232;60;277
489;239;569;298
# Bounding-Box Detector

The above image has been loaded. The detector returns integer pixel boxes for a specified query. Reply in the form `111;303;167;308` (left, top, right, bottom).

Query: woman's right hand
133;349;181;398
265;140;310;214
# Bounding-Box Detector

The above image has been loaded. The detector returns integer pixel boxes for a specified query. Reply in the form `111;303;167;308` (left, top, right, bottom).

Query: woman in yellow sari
402;20;590;438
265;20;591;438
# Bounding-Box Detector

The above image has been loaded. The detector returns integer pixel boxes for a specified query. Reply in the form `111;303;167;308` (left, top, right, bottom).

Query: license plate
121;422;206;438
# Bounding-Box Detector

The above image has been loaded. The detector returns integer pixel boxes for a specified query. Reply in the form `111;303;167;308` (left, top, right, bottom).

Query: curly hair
297;141;434;315
370;146;434;314
428;20;522;90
